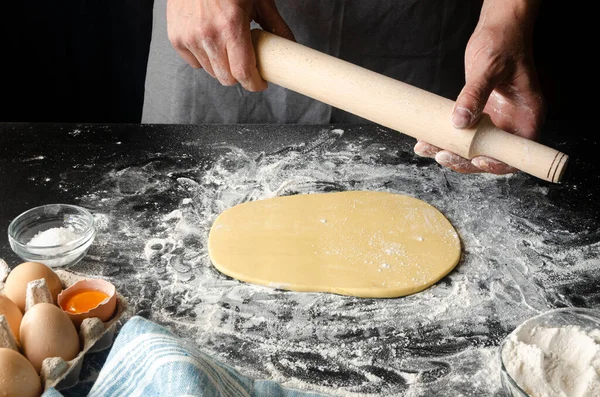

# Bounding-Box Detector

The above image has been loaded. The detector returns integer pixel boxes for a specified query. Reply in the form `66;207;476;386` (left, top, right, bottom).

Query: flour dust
72;126;598;396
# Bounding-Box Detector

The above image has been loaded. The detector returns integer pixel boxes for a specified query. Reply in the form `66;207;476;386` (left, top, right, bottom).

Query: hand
414;0;546;174
167;0;295;92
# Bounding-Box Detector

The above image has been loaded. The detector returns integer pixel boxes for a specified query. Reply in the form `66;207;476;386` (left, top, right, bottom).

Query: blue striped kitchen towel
42;316;330;397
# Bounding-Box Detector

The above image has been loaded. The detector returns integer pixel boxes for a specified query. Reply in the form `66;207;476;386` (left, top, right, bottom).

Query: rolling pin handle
469;115;569;183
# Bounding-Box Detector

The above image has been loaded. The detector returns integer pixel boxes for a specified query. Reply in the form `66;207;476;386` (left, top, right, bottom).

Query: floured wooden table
0;122;597;396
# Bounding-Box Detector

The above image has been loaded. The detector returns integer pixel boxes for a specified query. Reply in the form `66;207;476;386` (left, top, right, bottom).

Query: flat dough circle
208;191;461;298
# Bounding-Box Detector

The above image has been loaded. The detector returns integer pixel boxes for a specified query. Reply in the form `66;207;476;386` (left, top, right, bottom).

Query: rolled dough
208;191;461;298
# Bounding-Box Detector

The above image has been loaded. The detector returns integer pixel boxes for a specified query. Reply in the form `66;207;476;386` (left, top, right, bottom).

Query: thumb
452;67;503;129
254;0;295;42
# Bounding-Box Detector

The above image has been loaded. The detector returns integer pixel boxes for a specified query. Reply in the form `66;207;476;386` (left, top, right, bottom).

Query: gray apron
142;0;483;124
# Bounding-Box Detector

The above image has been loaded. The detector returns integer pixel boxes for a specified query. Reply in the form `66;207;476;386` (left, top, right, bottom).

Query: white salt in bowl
8;204;96;268
498;307;600;397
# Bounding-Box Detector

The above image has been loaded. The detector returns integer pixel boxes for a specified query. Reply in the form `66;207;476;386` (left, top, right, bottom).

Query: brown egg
3;262;63;312
0;295;23;344
20;303;80;373
0;347;42;397
57;278;117;328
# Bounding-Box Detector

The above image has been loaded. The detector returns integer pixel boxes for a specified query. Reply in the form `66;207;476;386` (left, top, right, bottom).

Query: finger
413;140;441;158
202;36;237;86
173;47;202;69
170;36;212;74
453;63;506;129
184;46;217;78
435;151;484;174
471;156;519;175
167;0;202;70
226;30;267;92
255;0;296;41
487;89;543;141
169;30;217;77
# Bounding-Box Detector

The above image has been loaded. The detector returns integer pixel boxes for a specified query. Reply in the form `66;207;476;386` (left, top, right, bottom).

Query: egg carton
0;261;129;392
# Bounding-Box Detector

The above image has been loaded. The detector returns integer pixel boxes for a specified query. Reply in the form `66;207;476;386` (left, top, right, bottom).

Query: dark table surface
0;121;598;397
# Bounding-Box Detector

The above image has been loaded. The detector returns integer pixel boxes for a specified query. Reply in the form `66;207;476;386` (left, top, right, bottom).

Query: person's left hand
414;1;546;174
167;0;295;92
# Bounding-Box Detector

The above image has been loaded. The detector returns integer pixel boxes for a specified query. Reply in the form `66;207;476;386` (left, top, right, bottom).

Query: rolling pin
250;29;568;183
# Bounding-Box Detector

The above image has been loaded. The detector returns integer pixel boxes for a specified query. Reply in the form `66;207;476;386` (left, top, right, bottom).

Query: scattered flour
502;324;600;397
69;126;598;396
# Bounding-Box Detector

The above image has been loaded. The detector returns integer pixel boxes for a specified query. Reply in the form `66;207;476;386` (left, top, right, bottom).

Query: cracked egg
57;278;117;328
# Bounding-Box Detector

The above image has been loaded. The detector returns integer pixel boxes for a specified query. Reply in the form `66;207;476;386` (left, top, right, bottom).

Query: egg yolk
63;290;110;314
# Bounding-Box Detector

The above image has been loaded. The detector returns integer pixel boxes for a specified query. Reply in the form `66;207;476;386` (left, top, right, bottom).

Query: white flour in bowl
502;324;600;397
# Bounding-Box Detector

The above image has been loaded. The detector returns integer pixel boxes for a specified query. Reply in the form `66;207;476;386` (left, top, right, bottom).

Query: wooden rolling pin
250;29;568;183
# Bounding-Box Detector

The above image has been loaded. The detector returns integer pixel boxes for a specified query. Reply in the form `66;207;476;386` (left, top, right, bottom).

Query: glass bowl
498;307;600;397
8;204;96;268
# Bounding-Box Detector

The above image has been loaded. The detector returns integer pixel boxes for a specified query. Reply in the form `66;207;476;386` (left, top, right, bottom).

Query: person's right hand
167;0;295;92
413;0;545;175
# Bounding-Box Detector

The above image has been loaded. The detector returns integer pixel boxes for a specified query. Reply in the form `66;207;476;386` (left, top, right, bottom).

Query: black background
0;0;153;124
0;1;591;125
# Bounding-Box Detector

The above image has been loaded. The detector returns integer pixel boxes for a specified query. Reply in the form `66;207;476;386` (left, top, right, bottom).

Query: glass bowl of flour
499;307;600;397
8;204;96;268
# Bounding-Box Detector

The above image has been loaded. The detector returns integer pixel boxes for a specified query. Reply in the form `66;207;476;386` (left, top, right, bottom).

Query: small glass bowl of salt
8;203;96;268
498;307;600;397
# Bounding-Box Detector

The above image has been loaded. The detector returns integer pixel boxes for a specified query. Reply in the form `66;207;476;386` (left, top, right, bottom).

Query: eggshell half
0;295;22;344
4;262;63;312
20;302;80;373
57;278;117;328
0;347;42;397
